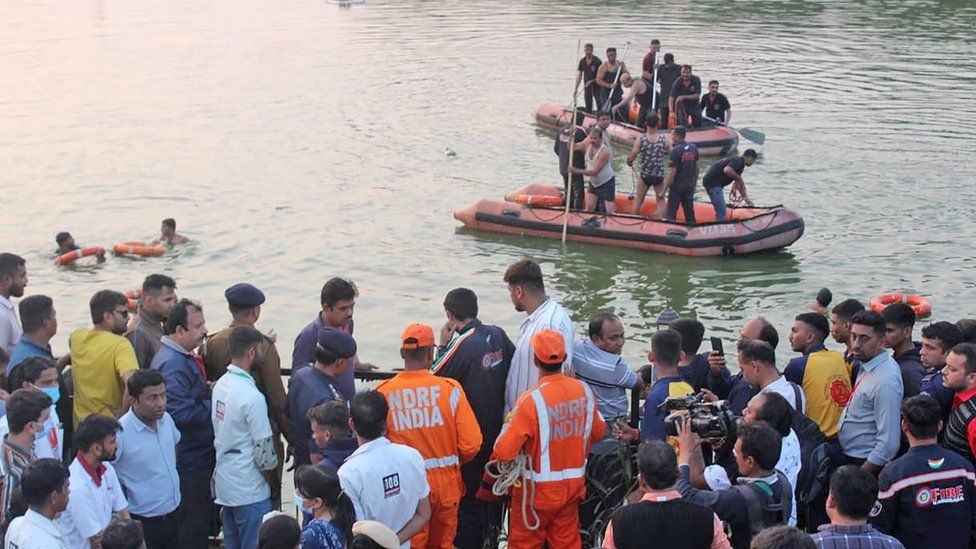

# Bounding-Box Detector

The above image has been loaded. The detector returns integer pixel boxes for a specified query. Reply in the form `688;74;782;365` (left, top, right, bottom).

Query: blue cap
316;328;357;359
224;283;266;307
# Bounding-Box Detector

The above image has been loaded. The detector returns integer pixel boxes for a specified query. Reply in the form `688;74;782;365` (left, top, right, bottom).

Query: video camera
660;393;736;442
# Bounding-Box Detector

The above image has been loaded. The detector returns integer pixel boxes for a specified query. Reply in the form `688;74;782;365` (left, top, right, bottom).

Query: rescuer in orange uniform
493;329;606;549
377;323;483;549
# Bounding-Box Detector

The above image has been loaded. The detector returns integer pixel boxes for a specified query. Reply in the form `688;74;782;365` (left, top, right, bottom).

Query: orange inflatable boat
534;102;739;156
454;184;804;257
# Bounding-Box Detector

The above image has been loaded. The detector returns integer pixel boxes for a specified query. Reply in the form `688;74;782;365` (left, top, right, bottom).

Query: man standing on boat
702;149;757;221
595;47;627;122
656;54;680;128
663;126;699;224
669;65;703;128
575;43;602;114
554;111;586;210
641;40;660;82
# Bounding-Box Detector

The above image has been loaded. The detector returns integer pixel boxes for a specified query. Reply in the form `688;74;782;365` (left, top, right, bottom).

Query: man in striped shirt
0;389;52;521
811;465;905;548
502;259;575;413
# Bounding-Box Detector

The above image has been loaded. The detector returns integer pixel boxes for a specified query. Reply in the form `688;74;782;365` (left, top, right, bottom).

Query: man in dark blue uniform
920;321;962;420
871;395;976;548
430;288;514;549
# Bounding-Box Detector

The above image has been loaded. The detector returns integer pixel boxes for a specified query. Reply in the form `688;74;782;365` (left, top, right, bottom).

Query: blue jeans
706;185;727;221
222;498;271;549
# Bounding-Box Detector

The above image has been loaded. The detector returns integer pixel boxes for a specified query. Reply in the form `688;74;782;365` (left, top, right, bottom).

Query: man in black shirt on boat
670;65;703;128
555;111;586;210
702;149;757;221
656;54;681;129
700;80;732;125
575;43;602;113
664;126;699;224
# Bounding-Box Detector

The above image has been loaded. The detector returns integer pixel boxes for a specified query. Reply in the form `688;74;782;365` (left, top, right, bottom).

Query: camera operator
676;418;792;549
709;392;800;525
602;440;731;549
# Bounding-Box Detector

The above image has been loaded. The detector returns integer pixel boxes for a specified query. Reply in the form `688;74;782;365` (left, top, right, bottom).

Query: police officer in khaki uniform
201;283;292;509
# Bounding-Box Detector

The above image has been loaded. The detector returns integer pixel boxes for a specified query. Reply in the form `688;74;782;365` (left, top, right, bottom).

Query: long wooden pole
562;39;582;243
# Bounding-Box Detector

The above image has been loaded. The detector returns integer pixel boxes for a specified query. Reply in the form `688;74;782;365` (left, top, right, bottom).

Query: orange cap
531;330;566;365
401;323;435;350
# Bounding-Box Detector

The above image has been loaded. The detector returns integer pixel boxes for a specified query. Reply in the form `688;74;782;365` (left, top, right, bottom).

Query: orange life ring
513;195;563;207
113;242;165;257
869;293;932;318
53;246;105;266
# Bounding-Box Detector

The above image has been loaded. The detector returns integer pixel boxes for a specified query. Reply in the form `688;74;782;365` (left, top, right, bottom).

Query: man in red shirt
941;343;976;464
641;40;661;81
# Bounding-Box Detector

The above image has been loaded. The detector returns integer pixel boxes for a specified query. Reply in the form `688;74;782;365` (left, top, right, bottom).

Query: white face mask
294;489;316;512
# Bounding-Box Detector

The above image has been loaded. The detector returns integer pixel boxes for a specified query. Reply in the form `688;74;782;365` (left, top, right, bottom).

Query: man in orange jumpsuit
493;329;606;549
377;323;483;549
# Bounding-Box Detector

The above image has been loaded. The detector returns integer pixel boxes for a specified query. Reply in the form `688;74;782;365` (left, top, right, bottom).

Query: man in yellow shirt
69;290;138;427
786;312;852;437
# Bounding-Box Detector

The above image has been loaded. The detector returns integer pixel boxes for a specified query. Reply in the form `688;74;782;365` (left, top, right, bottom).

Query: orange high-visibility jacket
493;373;606;509
378;370;483;505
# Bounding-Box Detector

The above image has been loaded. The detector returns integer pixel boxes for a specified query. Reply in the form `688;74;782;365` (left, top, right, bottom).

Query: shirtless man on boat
595;47;628;123
611;72;659;127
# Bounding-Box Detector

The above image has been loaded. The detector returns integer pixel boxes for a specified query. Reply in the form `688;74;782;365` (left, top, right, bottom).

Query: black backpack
788;382;827;501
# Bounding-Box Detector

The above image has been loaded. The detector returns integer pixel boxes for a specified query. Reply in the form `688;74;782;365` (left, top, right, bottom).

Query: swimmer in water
55;232;105;259
158;218;190;245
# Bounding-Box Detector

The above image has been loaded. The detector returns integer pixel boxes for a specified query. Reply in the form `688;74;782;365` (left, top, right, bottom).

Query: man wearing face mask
150;298;213;549
0;388;53;522
113;369;181;549
57;414;131;548
1;356;63;460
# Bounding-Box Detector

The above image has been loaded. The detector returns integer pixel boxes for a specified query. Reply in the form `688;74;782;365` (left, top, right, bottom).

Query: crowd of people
1;250;975;549
574;41;732;129
557;41;756;224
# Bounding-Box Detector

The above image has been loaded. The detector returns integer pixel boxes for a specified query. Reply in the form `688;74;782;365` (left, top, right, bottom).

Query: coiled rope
485;454;540;531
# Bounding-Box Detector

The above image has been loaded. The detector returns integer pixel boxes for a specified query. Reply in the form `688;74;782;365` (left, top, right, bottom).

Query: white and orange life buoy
53;246;105;266
113;242;165;257
869;293;932;318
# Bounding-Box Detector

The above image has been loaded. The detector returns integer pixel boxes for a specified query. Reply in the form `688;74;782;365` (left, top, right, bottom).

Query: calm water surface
2;0;975;370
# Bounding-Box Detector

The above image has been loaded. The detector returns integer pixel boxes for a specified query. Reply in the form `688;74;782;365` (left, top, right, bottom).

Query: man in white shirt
737;339;806;413
57;414;130;548
0;253;27;355
338;390;431;549
5;458;70;549
211;326;277;549
113;369;181;549
502;259;575;411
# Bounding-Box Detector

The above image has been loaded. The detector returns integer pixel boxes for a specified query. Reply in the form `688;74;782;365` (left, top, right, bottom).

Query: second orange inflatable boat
454;184;804;257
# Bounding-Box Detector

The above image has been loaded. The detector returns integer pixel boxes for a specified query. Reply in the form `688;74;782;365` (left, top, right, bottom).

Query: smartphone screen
710;336;724;355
